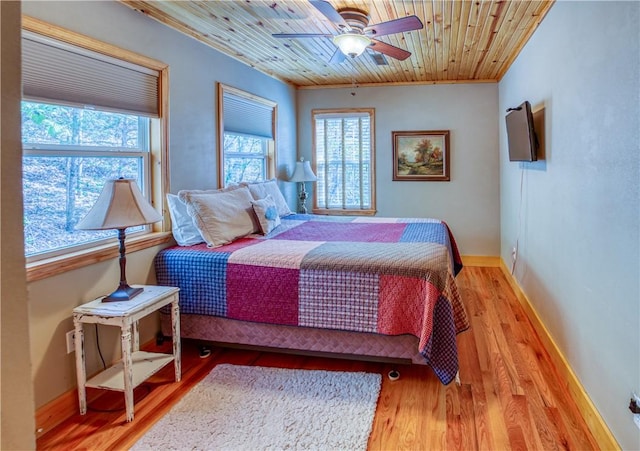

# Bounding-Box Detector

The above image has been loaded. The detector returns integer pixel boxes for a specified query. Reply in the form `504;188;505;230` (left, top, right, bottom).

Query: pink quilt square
378;274;439;350
226;264;299;325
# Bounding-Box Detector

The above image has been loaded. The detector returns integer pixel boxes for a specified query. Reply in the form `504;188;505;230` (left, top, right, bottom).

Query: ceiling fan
272;0;424;64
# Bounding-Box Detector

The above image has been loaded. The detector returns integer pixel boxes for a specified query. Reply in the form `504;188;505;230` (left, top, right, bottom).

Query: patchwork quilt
155;214;469;384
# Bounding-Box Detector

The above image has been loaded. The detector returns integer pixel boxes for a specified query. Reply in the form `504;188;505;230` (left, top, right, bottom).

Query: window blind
22;31;159;117
223;92;274;139
313;111;370;120
314;111;373;211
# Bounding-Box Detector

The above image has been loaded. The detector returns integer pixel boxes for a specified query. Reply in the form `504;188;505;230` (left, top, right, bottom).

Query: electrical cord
90;309;150;413
511;167;525;275
83;293;167;414
94;323;106;369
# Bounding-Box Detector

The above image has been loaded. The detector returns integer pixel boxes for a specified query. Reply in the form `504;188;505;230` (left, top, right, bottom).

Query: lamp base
298;182;309;214
102;284;144;303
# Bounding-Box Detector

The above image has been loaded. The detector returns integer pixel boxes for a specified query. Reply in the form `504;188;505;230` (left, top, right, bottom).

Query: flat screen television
506;101;538;161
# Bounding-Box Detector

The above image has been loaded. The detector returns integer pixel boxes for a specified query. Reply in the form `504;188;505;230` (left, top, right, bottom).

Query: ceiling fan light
333;33;370;58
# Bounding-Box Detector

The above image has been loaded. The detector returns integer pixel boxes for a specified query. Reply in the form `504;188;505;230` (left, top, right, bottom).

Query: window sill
26;232;173;282
312;208;377;216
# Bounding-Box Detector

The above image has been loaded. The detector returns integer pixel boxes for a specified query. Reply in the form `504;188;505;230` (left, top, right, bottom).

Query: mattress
161;313;426;364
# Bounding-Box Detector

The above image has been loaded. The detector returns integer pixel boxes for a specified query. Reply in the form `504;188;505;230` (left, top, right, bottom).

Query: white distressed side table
73;285;181;422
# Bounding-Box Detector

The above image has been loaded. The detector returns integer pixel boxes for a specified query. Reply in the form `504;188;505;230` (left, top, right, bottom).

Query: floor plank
36;267;600;450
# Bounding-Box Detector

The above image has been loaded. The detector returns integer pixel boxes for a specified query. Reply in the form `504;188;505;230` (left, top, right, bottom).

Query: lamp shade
289;159;317;183
76;178;161;230
333;33;371;58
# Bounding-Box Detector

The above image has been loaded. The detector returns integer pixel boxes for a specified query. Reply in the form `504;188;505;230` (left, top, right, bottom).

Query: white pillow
166;194;203;246
241;179;292;217
251;195;281;235
179;186;259;248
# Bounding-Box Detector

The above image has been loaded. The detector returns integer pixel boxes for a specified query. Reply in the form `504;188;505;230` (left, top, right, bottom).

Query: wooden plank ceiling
120;0;554;88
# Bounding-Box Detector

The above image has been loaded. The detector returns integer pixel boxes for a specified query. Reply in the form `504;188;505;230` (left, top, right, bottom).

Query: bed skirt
161;313;427;365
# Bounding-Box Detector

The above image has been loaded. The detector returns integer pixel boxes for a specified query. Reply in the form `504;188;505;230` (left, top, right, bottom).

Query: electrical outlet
65;330;75;354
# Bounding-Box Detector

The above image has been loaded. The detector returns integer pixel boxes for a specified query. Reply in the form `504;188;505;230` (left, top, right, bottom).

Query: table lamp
289;157;317;214
76;178;162;302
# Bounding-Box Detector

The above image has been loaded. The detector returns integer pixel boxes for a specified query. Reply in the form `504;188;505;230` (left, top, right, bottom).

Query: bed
155;212;469;384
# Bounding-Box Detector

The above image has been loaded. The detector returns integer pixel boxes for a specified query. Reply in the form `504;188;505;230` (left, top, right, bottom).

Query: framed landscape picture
392;130;450;181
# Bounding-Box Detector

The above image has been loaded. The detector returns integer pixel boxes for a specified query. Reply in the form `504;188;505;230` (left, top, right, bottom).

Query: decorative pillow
179;186;259;247
241;179;292;217
166;193;203;246
251;195;281;235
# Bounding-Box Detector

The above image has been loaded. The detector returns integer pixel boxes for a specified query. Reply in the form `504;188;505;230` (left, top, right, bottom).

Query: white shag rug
132;364;382;451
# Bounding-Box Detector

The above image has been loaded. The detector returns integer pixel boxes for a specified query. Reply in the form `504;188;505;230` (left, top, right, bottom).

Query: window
312;109;376;215
217;84;276;187
22;101;150;257
21;19;168;269
222;133;270;186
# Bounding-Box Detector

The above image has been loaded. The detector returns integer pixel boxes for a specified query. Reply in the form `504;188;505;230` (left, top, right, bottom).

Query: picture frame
392;130;450;181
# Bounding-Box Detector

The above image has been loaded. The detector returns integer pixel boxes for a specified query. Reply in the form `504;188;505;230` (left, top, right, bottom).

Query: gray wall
298;83;500;256
499;2;640;449
1;1;36;448
21;1;297;408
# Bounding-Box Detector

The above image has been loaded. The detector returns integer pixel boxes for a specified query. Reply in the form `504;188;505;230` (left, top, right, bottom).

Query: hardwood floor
37;267;599;450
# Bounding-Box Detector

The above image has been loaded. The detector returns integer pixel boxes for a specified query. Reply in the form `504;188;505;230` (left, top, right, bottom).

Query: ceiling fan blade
309;0;351;30
272;33;332;38
365;15;423;38
369;39;411;61
329;48;346;64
